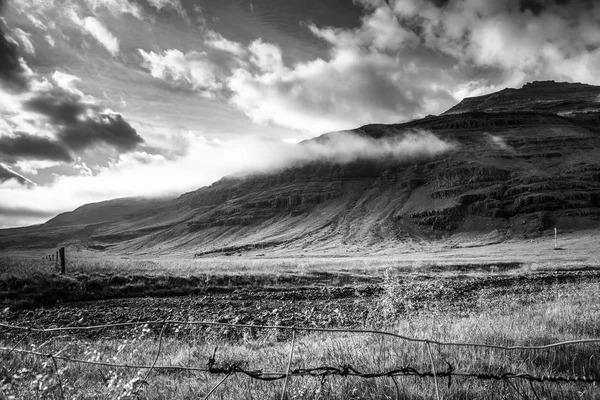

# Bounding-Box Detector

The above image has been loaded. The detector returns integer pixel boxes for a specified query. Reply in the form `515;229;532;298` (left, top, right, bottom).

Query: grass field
1;269;599;399
1;232;600;398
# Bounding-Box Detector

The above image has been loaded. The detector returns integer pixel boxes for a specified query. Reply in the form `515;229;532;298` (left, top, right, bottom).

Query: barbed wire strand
1;345;599;385
2;321;600;351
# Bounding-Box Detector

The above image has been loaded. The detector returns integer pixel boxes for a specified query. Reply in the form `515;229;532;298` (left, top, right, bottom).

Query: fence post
59;247;65;274
281;329;296;400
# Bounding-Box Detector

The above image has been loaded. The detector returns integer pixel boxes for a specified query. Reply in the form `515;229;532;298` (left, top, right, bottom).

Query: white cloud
0;163;35;186
136;6;458;134
138;49;222;95
44;34;55;47
146;0;188;20
204;30;246;57
147;0;179;10
309;5;416;52
51;71;83;96
388;0;600;87
248;39;284;72
222;0;600;133
83;0;144;20
26;14;48;31
69;12;120;55
14;159;62;174
82;17;120;55
13;28;36;55
228;37;455;133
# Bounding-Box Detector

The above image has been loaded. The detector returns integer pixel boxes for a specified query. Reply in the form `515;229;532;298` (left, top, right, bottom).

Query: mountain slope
2;81;600;254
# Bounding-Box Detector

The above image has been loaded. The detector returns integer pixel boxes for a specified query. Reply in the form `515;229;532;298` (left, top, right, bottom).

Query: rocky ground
2;268;598;342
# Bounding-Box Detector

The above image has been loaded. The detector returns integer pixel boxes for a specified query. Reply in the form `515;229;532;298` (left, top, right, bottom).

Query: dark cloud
0;0;29;91
520;0;546;15
0;133;73;162
24;89;87;125
21;83;144;155
58;112;144;152
0;0;143;162
0;164;32;185
0;25;30;92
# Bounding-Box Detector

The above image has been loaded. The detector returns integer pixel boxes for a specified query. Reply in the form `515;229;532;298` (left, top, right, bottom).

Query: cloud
0;4;144;174
243;129;457;172
13;28;35;54
134;0;600;135
388;0;600;85
138;49;222;94
0;24;31;92
0;67;143;169
0;204;55;227
34;72;141;150
0;201;58;227
308;5;416;52
82;17;120;55
0;132;73;162
136;4;458;133
228;46;455;133
83;0;144;20
0;163;33;186
248;39;284;72
58;111;143;152
204;30;246;57
24;88;88;125
146;0;188;21
0;129;455;227
147;0;181;11
485;133;513;152
70;13;120;55
137;29;252;95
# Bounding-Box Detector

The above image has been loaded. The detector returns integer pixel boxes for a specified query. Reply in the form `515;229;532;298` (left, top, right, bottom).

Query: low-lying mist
235;129;457;176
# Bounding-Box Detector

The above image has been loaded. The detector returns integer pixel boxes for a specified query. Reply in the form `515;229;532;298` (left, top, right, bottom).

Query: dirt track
2;269;599;340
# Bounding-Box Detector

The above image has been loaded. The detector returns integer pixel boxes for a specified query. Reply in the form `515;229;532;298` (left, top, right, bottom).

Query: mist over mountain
2;81;600;255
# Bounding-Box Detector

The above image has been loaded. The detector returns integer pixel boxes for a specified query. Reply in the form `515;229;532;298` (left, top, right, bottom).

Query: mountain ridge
2;80;600;255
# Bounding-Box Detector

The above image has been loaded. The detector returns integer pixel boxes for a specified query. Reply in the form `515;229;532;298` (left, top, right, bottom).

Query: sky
1;0;600;228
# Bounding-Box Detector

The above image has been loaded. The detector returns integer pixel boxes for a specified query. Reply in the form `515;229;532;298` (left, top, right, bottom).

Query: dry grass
2;252;600;311
2;270;600;399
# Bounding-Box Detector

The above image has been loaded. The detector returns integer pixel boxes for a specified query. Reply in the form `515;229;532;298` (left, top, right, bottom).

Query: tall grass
2;277;600;399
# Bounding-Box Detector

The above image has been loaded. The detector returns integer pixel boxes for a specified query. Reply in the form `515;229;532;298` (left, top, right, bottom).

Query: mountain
2;81;600;255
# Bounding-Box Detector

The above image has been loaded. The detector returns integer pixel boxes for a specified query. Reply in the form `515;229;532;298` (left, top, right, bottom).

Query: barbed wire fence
1;320;600;399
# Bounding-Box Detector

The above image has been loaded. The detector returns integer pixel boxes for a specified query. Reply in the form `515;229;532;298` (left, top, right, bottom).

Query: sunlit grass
2;275;600;399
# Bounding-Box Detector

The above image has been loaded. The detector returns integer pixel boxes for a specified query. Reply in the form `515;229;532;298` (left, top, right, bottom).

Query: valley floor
2;231;600;398
1;253;600;398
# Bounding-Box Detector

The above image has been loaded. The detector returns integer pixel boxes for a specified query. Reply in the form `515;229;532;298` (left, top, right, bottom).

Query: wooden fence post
59;247;65;274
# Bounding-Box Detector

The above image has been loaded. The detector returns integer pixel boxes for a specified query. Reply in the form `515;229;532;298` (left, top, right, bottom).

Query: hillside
2;81;600;255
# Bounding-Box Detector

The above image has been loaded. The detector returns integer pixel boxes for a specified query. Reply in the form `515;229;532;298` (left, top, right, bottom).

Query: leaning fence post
59;247;65;274
281;329;296;400
426;341;441;400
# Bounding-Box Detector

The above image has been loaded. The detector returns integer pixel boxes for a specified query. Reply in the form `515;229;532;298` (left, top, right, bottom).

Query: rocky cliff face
2;81;600;254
